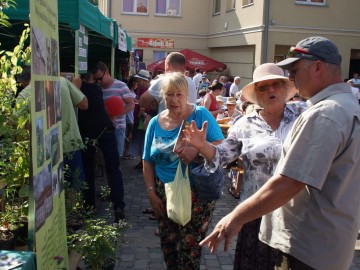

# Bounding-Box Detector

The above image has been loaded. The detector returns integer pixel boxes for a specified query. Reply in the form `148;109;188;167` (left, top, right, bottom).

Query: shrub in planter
68;218;129;270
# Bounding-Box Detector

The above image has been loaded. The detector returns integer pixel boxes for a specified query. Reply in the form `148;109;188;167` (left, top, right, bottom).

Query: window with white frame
155;0;181;16
214;0;221;14
153;51;167;62
123;0;149;14
226;0;235;11
242;0;253;6
295;0;326;5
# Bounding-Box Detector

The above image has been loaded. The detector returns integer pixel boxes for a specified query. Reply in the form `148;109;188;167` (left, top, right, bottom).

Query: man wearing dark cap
199;37;360;270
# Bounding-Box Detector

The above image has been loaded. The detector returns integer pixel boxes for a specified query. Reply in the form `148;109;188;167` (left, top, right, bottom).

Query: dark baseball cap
277;36;342;69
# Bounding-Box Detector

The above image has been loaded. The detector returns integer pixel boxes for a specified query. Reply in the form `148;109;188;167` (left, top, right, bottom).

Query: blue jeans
115;127;126;157
81;128;125;210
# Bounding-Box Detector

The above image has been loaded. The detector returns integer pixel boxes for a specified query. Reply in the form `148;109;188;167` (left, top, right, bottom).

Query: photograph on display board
50;126;60;168
52;170;59;197
31;26;46;75
54;81;61;123
57;162;64;195
34;164;53;232
45;132;51;161
46;38;51;76
45;81;55;129
36;116;45;168
51;38;59;76
35;81;45;112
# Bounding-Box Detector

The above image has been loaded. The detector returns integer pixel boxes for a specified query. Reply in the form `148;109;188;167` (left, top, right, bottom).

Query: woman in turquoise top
143;72;224;270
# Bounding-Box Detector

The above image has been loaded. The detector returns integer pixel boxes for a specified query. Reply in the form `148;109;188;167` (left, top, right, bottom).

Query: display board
29;0;68;268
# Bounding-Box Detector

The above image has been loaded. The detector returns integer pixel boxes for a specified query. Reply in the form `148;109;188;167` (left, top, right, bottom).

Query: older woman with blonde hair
182;63;306;270
142;72;224;269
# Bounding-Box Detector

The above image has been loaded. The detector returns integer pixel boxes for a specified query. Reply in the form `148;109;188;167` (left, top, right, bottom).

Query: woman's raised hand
182;120;208;151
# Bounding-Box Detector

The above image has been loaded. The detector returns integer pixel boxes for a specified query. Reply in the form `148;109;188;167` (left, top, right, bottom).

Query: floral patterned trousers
156;179;215;270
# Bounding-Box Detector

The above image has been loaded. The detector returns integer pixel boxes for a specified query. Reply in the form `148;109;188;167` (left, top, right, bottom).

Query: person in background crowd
131;69;152;169
215;95;225;120
219;76;228;97
349;72;360;89
183;62;306;270
200;81;224;119
139;52;197;113
224;77;233;97
78;73;126;221
196;89;207;105
217;97;242;124
143;72;224;270
15;70;88;190
235;89;247;110
347;78;360;104
229;76;241;97
197;36;360;270
193;68;202;91
91;61;135;158
198;74;210;92
15;65;31;98
123;76;138;160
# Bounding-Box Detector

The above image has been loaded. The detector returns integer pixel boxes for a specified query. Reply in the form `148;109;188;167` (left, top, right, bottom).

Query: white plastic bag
165;161;192;226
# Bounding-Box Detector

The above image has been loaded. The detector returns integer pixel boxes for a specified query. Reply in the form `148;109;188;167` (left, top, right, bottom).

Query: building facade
99;0;360;86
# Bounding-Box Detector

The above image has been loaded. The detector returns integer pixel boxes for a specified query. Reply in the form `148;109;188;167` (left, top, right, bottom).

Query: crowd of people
14;35;360;270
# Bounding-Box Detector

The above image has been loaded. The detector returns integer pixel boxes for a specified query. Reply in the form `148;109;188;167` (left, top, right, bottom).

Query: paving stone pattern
92;158;360;270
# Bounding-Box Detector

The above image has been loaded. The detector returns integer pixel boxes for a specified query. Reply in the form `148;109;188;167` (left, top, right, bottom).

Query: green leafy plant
0;3;31;246
99;185;111;201
67;196;129;270
0;24;31;188
0;0;15;28
64;180;94;233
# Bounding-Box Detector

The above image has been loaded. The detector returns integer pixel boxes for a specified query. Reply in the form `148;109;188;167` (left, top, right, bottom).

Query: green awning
4;0;117;44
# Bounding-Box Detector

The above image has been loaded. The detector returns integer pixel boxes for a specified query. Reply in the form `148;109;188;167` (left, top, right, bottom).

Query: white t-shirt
193;73;202;89
229;82;240;96
350;86;359;99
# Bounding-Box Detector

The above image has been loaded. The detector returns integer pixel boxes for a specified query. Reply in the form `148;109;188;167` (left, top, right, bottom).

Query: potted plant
0;229;15;250
64;181;93;233
0;203;18;251
68;217;128;270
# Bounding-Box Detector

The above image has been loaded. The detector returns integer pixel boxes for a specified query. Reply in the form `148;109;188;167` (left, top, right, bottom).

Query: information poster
78;24;88;74
30;0;68;269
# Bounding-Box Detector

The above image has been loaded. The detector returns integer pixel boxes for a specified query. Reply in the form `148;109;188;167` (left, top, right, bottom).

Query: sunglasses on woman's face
255;81;284;93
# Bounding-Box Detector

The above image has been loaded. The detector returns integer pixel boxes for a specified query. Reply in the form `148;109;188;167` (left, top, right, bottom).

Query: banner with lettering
137;37;174;49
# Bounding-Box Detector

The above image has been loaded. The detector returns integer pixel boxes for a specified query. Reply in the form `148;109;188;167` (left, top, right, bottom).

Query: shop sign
137;37;174;49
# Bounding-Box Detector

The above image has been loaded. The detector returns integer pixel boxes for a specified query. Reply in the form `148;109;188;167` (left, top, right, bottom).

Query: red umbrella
147;58;166;72
147;49;227;73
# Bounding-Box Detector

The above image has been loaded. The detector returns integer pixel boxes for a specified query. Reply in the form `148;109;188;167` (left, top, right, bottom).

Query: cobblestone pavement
95;157;360;270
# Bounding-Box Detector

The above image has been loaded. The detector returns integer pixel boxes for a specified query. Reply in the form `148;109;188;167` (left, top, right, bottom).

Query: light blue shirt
143;105;224;183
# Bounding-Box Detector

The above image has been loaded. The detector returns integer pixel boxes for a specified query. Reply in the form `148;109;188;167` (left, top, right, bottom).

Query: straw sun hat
242;63;296;104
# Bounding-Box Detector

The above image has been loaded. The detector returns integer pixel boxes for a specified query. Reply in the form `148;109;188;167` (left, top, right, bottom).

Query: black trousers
275;251;315;270
81;129;125;210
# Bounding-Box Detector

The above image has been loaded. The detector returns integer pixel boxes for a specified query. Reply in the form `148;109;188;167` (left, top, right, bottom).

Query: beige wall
100;0;360;80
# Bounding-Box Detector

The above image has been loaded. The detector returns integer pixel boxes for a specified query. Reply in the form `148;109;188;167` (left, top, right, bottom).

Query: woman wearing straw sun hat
181;63;307;269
